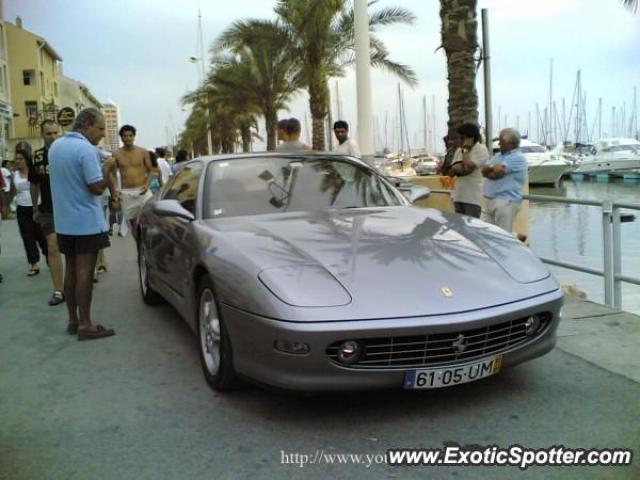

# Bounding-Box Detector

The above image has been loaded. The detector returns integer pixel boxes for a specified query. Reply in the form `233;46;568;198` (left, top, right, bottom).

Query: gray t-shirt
276;141;309;152
451;143;490;206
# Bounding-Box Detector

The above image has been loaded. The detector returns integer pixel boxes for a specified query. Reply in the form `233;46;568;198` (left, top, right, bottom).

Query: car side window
162;161;203;214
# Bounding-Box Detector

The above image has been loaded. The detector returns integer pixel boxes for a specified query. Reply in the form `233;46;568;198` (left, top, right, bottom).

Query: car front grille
326;314;551;369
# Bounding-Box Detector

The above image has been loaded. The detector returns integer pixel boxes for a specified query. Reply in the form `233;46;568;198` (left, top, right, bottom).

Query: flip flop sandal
67;323;79;335
77;324;115;341
27;268;40;276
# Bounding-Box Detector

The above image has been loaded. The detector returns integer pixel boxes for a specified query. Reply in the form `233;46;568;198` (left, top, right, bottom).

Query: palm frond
370;54;418;87
368;6;416;30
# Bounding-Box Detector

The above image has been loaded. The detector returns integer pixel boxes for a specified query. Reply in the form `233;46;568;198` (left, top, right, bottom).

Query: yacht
493;138;569;186
573;138;640;176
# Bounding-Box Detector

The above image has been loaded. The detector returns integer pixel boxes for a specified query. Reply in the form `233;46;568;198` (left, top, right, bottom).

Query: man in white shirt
155;147;172;185
332;120;361;158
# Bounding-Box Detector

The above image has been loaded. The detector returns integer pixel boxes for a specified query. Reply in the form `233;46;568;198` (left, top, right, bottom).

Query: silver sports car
137;153;563;392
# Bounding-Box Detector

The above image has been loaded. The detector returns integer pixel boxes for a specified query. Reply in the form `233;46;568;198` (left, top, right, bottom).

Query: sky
5;0;639;153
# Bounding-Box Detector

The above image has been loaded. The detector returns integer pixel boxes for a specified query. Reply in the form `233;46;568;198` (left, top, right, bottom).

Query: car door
153;161;203;307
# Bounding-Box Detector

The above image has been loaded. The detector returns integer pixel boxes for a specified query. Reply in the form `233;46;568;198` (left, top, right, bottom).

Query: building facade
60;75;102;133
0;1;12;159
102;102;120;152
6;16;62;150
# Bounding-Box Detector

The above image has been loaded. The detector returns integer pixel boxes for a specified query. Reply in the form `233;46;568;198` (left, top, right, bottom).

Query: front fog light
337;340;362;364
524;315;542;336
274;340;310;355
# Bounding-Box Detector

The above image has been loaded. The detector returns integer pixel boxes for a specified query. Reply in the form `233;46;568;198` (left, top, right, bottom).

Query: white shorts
119;188;153;221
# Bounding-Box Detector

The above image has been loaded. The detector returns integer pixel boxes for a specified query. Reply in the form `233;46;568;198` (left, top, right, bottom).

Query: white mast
431;95;436;153
398;84;404;154
598;98;602;139
422;95;428;151
196;9;212;155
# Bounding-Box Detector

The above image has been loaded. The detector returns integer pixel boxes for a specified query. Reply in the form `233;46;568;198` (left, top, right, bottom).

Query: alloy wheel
199;288;221;375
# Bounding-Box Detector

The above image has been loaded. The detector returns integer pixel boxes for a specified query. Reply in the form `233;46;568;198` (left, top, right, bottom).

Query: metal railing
424;187;640;309
524;194;639;309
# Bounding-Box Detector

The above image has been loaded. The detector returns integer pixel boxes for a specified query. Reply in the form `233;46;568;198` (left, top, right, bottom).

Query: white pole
354;0;374;162
481;9;493;152
198;9;213;155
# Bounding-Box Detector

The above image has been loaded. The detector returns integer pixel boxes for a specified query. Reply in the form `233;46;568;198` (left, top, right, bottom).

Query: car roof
188;151;368;168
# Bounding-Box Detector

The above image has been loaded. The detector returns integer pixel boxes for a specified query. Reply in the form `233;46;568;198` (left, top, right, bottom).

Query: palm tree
439;0;480;166
275;0;417;150
215;20;301;151
438;0;636;167
209;61;262;152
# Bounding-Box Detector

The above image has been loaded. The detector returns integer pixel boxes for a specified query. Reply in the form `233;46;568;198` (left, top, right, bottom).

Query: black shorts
37;212;56;236
57;232;110;255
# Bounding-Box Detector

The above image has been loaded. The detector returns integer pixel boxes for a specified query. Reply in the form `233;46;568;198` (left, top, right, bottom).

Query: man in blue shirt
49;108;117;340
482;128;527;233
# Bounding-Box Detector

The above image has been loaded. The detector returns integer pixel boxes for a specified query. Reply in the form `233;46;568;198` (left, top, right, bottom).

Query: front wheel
138;240;164;305
197;277;238;391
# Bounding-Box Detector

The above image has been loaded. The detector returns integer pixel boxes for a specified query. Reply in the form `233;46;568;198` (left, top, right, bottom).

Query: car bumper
222;289;563;391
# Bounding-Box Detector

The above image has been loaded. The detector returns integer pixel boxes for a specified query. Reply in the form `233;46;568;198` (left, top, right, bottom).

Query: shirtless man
112;125;153;241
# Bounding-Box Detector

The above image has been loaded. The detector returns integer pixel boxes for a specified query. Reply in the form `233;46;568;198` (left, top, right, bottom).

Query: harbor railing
524;194;639;309
423;187;639;309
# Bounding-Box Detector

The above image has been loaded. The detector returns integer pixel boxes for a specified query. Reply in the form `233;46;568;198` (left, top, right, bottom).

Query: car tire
138;239;164;305
197;277;238;391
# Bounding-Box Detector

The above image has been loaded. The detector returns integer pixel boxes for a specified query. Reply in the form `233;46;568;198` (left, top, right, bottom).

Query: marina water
529;178;640;315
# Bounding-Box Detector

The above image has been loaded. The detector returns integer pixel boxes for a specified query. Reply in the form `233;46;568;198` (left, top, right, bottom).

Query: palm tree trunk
309;76;329;151
240;124;252;152
440;0;480;165
265;108;278;151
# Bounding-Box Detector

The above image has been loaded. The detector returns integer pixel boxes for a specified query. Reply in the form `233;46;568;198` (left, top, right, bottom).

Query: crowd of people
0;108;527;340
440;124;527;236
0;108;182;340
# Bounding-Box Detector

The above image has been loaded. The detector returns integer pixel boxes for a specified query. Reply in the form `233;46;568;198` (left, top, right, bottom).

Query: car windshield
203;156;404;219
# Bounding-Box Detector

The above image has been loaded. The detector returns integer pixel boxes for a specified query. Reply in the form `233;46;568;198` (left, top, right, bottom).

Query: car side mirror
409;186;431;204
152;199;195;221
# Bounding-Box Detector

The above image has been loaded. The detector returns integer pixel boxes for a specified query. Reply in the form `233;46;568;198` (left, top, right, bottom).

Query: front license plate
404;355;503;389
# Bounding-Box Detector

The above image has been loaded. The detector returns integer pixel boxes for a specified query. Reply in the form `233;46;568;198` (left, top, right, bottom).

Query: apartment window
40;72;45;95
25;101;38;122
23;70;35;86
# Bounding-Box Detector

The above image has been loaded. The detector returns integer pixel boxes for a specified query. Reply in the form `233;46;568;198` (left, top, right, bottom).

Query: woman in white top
0;160;12;220
13;149;48;276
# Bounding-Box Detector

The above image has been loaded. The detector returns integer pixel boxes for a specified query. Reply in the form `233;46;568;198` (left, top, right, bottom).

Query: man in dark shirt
30;120;64;306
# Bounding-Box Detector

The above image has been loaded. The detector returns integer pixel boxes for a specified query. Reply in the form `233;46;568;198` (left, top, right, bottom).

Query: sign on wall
57;107;76;127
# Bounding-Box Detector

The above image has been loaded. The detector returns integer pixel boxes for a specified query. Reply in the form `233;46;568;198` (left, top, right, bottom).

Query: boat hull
574;158;640;175
528;164;567;186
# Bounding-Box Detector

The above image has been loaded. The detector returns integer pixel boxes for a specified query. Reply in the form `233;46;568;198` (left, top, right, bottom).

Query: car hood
202;207;557;319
